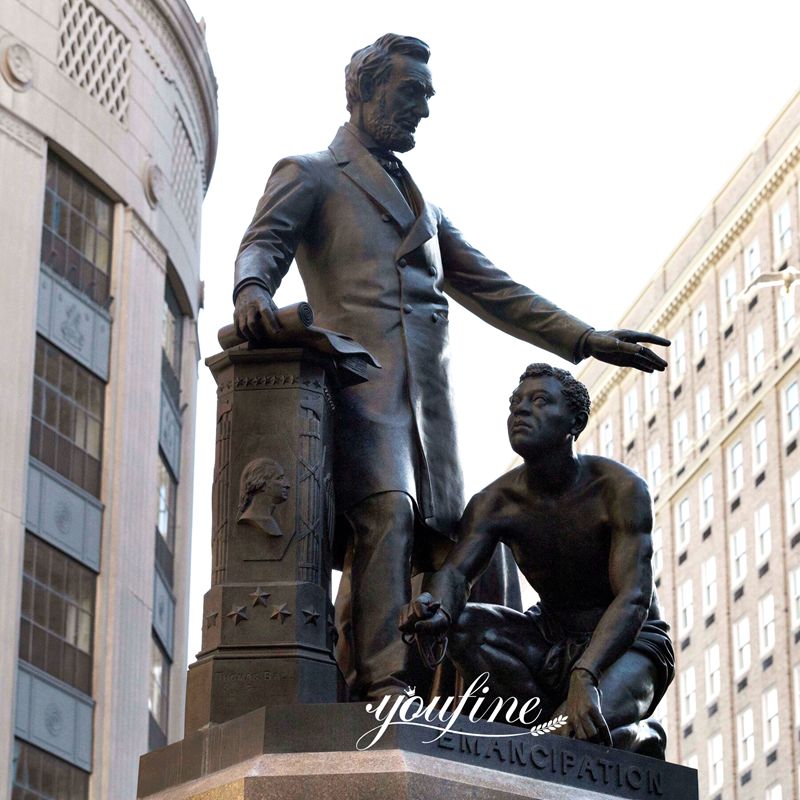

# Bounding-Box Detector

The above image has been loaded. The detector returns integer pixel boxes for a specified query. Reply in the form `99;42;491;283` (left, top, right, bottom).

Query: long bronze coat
235;125;591;556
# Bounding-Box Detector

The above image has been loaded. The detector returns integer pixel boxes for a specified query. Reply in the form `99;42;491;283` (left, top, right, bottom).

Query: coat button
398;258;407;268
403;304;413;314
381;213;391;222
428;266;436;276
431;313;438;323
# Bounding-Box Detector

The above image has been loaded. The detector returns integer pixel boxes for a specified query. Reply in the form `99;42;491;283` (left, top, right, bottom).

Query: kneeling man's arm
574;475;654;681
404;493;501;636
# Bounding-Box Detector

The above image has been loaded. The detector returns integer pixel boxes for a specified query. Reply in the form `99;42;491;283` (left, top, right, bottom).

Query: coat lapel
329;127;415;230
397;167;437;258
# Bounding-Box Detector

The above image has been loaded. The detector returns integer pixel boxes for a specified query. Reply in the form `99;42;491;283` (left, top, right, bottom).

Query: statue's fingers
578;716;598;741
591;710;612;746
244;308;266;341
628;331;671;347
637;347;668;370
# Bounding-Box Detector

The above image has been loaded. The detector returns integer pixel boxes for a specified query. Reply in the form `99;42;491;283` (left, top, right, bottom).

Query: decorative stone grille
57;0;131;124
172;113;200;234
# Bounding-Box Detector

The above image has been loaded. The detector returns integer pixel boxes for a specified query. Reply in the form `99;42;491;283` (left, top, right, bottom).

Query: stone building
575;91;800;798
0;0;217;796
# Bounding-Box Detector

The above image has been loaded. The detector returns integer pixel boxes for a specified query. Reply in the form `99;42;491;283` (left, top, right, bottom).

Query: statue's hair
238;457;285;513
517;363;591;420
345;33;431;112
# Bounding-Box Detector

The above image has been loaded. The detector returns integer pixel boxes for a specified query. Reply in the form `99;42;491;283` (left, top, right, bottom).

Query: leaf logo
530;714;569;736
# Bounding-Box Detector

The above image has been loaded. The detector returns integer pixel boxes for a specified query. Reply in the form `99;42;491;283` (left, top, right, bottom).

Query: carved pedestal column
184;345;345;733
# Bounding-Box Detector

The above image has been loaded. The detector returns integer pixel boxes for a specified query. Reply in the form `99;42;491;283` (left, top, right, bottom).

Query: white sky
183;0;800;661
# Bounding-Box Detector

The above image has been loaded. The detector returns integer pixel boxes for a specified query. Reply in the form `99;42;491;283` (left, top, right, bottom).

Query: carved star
226;605;248;625
270;603;292;624
301;608;320;625
206;611;219;628
249;587;271;607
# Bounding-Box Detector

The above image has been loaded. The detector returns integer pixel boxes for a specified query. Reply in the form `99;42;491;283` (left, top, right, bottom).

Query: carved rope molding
0;106;45;156
590;136;800;412
110;0;210;184
127;209;167;268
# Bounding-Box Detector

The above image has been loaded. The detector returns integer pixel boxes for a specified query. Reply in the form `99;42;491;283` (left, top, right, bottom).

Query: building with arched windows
0;0;217;795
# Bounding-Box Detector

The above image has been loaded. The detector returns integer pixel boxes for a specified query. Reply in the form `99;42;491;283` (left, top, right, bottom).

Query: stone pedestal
138;704;698;800
184;346;360;733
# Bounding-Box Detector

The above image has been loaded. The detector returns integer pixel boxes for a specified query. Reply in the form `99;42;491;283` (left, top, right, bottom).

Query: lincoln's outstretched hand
234;284;282;342
584;330;670;372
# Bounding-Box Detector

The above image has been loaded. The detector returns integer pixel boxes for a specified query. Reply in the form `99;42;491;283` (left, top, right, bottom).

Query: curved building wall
0;0;217;796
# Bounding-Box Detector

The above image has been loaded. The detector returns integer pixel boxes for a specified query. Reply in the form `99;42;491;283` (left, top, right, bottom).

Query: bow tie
371;150;405;180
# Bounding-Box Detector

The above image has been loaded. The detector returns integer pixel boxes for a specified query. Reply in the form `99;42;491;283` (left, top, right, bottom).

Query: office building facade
0;0;217;795
576;91;800;798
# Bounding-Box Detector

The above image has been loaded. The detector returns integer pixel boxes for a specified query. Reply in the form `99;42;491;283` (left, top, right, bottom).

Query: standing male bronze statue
401;364;674;757
232;34;669;700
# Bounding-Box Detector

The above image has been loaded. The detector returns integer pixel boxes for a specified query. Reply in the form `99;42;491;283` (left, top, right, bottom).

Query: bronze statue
231;34;669;700
400;364;674;757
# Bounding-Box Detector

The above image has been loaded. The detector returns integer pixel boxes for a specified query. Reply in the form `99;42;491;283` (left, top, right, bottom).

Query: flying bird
739;265;800;305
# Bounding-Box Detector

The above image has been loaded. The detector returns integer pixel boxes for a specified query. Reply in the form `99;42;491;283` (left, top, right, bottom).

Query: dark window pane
30;338;105;496
20;533;95;693
13;740;89;799
42;153;113;305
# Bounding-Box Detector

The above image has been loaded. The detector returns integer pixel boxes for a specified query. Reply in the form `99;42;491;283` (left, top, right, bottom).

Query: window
759;594;775;654
680;666;696;722
785;381;799;439
737;707;755;767
731;527;747;586
694;304;708;352
676;498;691;551
149;637;170;735
700;472;714;524
645;370;659;412
701;556;717;615
795;665;800;727
673;329;687;379
12;740;89;800
624;389;638;440
766;784;783;800
748;326;765;377
707;733;723;792
652;527;663;578
788;470;800;532
673;412;689;461
683;753;698;771
696;386;711;437
763;686;780;750
724;352;741;406
721;267;738;320
753;416;768;471
18;533;95;694
156;457;177;550
600;420;613;458
773;200;792;258
790;568;800;628
705;643;720;701
30;337;105;497
755;503;771;563
647;444;662;488
678;579;693;635
734;615;751;674
728;441;744;497
41;153;113;306
580;438;594;456
746;238;761;282
778;291;797;344
162;281;183;405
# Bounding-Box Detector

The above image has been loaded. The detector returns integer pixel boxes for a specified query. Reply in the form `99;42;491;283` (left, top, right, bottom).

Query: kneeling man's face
507;376;577;458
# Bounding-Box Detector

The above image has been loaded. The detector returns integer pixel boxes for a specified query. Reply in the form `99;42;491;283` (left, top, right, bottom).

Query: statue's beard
365;95;416;153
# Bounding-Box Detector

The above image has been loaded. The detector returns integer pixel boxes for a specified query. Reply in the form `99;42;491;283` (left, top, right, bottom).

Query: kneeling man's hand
555;668;612;745
399;592;450;638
